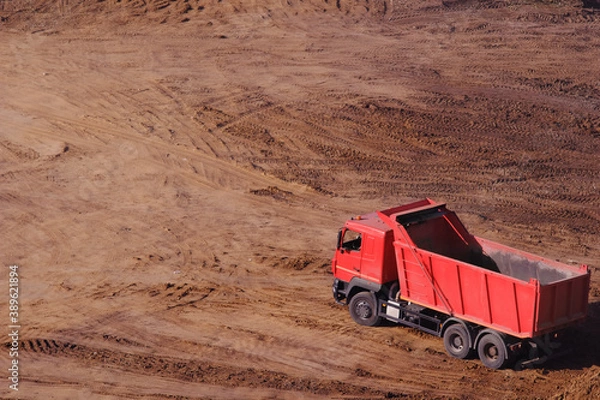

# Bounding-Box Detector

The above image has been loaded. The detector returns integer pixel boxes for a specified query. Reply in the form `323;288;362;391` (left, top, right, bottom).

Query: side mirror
336;229;343;250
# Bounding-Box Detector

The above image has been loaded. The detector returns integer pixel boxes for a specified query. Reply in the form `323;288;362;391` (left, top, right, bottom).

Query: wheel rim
451;334;464;351
355;300;372;319
484;343;498;361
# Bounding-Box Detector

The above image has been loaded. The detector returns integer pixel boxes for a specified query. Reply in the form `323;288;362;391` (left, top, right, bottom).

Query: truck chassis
333;278;569;370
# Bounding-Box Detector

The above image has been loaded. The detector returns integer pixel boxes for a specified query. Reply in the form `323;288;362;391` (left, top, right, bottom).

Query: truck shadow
542;300;600;371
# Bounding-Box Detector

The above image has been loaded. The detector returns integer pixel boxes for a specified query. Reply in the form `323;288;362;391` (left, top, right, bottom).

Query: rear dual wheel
443;324;472;359
444;326;509;369
477;333;508;370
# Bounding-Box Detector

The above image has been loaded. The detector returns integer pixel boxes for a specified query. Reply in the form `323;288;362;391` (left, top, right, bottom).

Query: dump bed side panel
394;241;538;337
477;238;590;335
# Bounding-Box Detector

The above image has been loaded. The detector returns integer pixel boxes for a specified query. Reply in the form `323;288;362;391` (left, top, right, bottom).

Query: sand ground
1;0;599;398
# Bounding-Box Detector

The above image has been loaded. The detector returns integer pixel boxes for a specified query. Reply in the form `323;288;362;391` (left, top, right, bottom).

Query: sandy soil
1;0;599;398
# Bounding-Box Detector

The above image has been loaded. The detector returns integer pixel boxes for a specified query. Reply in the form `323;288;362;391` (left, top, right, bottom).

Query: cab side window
342;229;362;252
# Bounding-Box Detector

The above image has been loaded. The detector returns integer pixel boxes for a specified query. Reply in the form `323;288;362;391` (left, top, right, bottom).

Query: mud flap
513;334;569;370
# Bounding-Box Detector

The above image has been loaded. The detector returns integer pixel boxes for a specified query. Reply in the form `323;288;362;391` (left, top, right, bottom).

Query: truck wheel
349;292;382;327
388;282;400;301
443;324;472;359
477;333;507;369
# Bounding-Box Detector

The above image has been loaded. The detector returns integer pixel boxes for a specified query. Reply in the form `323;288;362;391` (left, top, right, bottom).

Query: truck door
335;228;363;282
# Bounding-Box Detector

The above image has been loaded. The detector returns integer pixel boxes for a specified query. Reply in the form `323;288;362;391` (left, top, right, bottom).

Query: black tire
388;281;400;301
443;324;472;359
349;292;382;327
477;333;508;369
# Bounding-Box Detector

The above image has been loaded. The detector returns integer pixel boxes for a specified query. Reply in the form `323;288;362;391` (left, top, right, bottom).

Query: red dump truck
332;199;590;369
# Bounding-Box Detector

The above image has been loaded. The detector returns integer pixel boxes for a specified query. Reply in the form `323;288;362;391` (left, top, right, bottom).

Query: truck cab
331;213;397;305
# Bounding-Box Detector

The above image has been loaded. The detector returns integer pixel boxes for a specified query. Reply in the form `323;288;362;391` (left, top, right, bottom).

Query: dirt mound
1;0;393;29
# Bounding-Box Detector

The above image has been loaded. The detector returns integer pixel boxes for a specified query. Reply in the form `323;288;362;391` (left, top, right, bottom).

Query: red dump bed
378;199;590;338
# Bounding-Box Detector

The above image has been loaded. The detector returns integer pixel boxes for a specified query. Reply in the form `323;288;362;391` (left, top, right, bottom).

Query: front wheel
348;292;382;327
477;333;508;369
